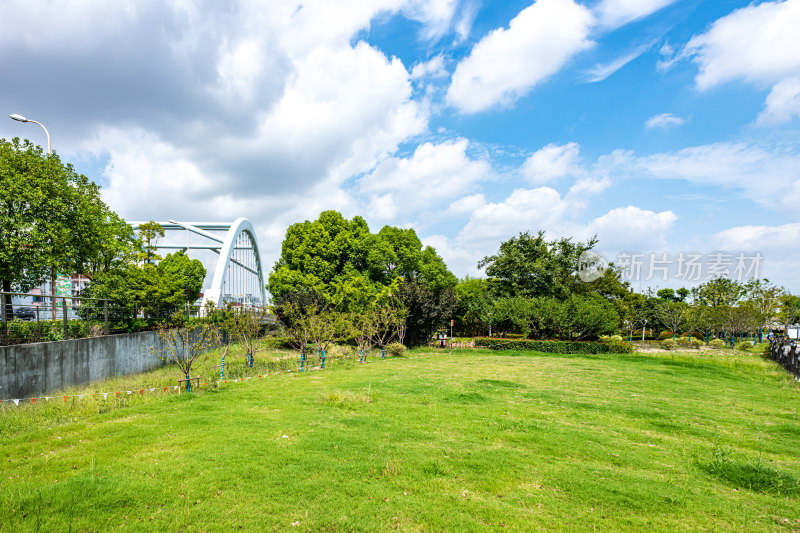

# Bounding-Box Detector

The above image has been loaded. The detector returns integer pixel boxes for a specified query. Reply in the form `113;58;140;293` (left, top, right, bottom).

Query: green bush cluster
709;339;725;348
386;342;407;357
474;338;635;354
599;334;623;342
660;339;677;350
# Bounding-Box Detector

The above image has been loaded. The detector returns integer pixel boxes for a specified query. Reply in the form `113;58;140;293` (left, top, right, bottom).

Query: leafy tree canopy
691;277;743;307
82;251;205;318
1;137;137;319
478;231;602;299
268;210;456;312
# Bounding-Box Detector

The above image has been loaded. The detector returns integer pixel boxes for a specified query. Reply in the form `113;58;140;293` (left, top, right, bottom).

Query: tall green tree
478;231;598;299
691;277;743;307
268;210;456;314
1;137;128;318
743;279;783;341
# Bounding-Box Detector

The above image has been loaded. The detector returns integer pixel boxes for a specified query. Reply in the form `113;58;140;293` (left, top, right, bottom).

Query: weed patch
698;446;800;495
319;388;376;407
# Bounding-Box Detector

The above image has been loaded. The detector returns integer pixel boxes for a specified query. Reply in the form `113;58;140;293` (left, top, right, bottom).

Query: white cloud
428;182;672;278
756;77;800;126
521;142;582;184
680;0;800;124
684;0;800;91
593;0;674;29
410;55;448;80
715;223;800;251
584;44;650;82
454;1;478;42
713;223;800;285
402;0;459;41
645;112;687;128
444;194;487;216
565;176;612;210
257;40;427;187
358;138;493;218
585;206;677;250
613;142;800;212
457;187;570;247
446;0;594;113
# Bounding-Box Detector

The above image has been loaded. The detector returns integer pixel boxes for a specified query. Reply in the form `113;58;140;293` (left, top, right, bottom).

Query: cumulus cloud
426;181;673;277
645;113;687;128
521;142;583;184
358;138;493;221
0;0;451;239
584;206;677;250
683;0;800;91
679;0;800;124
446;0;594;113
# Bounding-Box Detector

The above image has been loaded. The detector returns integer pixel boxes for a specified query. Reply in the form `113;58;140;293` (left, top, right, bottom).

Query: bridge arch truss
143;218;267;310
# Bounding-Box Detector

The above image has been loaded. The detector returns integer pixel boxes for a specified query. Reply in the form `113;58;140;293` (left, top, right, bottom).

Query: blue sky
1;0;799;293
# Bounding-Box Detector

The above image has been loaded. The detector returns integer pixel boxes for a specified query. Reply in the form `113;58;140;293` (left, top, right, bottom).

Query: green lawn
1;348;799;531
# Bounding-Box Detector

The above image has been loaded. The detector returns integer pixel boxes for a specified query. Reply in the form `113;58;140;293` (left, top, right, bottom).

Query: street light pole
10;113;56;319
9;114;51;155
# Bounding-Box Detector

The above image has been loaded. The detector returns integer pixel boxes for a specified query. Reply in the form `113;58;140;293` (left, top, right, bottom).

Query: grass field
1;347;799;531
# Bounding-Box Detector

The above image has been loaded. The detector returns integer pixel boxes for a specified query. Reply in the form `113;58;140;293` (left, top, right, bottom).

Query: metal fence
769;338;800;378
0;291;212;346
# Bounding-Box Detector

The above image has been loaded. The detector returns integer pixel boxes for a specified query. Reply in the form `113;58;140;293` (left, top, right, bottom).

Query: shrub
690;338;703;349
680;331;704;340
676;336;691;345
658;331;676;341
600;334;623;342
709;339;725;348
474;338;634;354
386;342;407;357
325;344;354;359
737;341;753;352
660;339;677;350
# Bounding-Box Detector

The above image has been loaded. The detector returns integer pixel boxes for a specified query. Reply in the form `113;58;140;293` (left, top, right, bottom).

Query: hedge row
474;338;635;354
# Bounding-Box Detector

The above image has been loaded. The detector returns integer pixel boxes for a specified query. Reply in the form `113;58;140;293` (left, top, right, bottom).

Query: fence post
104;300;109;335
62;297;69;340
1;293;7;345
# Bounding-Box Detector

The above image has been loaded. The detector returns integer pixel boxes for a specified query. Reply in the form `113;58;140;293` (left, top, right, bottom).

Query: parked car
13;306;36;320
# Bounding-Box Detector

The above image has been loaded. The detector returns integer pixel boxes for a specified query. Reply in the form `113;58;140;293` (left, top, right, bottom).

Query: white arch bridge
139;218;267;310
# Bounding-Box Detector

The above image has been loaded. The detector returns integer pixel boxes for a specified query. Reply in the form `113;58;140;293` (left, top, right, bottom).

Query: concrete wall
0;331;166;399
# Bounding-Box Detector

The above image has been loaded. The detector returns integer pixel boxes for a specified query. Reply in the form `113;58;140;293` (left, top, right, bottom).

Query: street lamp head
9;114;29;123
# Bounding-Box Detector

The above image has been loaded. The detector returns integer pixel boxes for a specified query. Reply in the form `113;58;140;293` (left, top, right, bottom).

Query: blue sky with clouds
2;0;799;293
